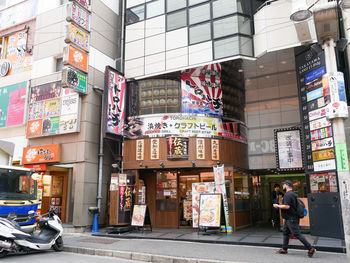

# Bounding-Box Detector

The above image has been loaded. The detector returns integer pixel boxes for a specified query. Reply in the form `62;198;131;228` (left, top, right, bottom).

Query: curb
63;246;244;263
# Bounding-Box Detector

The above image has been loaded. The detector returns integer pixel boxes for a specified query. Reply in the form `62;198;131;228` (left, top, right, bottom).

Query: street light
290;0;320;22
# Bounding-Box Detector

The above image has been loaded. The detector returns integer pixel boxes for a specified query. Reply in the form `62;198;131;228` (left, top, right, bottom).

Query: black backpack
296;198;306;219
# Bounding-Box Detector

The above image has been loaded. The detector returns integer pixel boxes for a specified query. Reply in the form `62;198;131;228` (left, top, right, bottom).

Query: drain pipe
120;0;126;74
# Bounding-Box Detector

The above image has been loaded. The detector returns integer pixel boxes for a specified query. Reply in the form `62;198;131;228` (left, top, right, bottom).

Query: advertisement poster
110;177;119;191
311;127;333;141
124;114;247;143
22;144;61;164
30;81;61;103
28;101;44;121
308;107;326;121
199;194;221;228
27;120;43;137
213;165;229;228
66;23;89;52
311;137;334;151
62;66;87;94
70;2;91;31
65;45;88;72
310;172;337;193
75;0;91;10
119;174;127;187
59;114;78;134
183;200;192;220
42;117;60;136
52;176;63;196
44;98;61;118
105;68;126;136
312;148;335;162
181;63;223;116
309;117;331;131
131;205;147;226
0;82;27;127
61;93;79;115
167;137;189;159
275;129;303;170
192;182;215;228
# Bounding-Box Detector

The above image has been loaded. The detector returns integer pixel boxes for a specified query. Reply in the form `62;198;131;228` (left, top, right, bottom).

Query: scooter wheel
0;249;8;258
52;236;63;252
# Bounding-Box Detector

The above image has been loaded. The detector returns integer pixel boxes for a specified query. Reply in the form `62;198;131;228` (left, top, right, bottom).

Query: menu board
131;204;147;227
192;182;215;228
198;194;221;228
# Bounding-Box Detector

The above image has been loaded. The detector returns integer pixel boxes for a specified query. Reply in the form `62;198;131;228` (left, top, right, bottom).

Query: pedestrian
271;183;283;230
273;180;316;258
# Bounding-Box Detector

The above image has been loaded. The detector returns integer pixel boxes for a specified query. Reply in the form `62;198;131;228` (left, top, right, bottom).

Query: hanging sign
167;137;189;159
211;139;220;160
136;139;144;161
62;66;87;94
22;144;61;164
150;138;159;160
196;138;205;159
64;45;88;72
67;2;91;31
65;23;89;52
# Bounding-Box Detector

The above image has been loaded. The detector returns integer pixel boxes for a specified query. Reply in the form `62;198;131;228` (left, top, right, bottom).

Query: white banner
213;165;229;228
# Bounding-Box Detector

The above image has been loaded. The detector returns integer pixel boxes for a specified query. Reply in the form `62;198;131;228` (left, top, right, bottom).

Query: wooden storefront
122;137;251;231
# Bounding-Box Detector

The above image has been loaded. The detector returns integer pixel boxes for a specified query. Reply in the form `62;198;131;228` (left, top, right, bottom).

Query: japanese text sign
150;138;159;160
136;139;144;161
211;139;220;160
167;137;189;159
68;2;91;31
64;45;88;72
66;23;89;52
22;144;61;164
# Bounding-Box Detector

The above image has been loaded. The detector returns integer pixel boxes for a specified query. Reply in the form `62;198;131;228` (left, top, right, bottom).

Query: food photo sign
192;182;215;228
131;204;147;227
198;194;222;228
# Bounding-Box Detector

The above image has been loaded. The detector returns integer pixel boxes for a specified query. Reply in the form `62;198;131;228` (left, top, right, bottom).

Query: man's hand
273;204;279;209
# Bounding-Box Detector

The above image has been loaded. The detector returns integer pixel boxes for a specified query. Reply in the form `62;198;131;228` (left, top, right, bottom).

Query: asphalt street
0;251;143;263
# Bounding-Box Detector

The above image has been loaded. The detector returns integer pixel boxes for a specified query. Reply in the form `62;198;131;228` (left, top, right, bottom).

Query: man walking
273;180;316;258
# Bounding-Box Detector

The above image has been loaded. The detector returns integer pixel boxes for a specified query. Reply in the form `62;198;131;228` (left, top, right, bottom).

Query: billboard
67;2;91;31
0;82;28;127
181;63;223;116
124;113;247;143
65;23;89;52
62;66;87;94
64;45;88;72
104;66;126;137
22;144;61;164
26;81;80;138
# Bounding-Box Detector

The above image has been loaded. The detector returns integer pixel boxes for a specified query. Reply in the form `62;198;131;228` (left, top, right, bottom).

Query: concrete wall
30;0;122;227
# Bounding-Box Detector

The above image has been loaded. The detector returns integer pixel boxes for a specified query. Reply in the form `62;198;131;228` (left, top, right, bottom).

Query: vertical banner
104;66;126;137
196;138;205;159
211;139;220;160
213;165;229;228
150;138;159;160
181;63;223;116
135;139;144;161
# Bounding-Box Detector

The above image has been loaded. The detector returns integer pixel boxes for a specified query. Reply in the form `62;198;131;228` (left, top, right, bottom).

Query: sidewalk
63;232;347;263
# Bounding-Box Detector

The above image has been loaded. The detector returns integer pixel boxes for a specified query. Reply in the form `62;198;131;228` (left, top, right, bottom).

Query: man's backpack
296;198;306;218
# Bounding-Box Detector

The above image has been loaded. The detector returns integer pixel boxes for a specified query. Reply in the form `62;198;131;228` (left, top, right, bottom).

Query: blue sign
305;66;326;83
307;87;323;102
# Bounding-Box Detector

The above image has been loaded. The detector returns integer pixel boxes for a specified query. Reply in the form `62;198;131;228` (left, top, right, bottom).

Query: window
126;5;145;25
238;15;251;35
146;0;165;19
189;22;211;44
139;79;180;115
189;0;208;6
55;57;63;72
189;3;210;25
167;10;187;31
213;16;238;39
167;0;186;12
214;36;239;59
212;0;237;19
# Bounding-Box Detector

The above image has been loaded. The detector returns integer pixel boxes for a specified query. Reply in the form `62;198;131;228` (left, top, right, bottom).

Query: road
0;252;142;263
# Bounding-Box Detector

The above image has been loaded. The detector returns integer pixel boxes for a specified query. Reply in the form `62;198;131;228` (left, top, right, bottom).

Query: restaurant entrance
139;167;251;230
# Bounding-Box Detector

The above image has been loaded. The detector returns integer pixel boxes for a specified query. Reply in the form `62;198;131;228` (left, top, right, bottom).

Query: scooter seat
20;227;35;234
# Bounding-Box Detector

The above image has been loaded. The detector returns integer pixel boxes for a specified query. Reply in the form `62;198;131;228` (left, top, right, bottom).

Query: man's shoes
276;249;288;254
307;248;316;258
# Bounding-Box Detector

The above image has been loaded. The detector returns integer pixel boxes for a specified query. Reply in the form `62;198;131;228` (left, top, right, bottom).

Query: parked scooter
0;203;63;257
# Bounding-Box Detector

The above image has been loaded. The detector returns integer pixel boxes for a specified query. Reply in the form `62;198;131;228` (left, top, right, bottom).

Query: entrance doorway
179;175;199;227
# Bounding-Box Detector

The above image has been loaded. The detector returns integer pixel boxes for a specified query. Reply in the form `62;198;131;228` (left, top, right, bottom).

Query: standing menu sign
198;194;222;228
296;49;338;188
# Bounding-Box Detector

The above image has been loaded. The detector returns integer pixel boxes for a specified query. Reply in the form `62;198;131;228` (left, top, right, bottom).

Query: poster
183;200;192;220
74;0;91;10
309;117;331;131
199;194;221;227
30;81;61;103
167;137;189;159
61;93;79;115
69;2;91;31
44;98;61;118
66;23;89;52
105;67;126;136
0;82;27;127
28;101;44;121
131;205;147;226
192;182;215;228
124;114;247;143
42;117;60;136
312;148;335;162
59;114;78;134
214;165;229;228
309;172;337;193
311;137;334;151
64;45;88;72
52;176;63;196
275;128;303;170
27;120;43;137
119;174;127;187
62;66;87;94
110;177;119;191
181;63;222;116
311;127;333;141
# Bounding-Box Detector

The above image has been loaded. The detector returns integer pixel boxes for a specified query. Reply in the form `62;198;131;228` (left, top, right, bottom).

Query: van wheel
52;236;63;252
0;248;8;258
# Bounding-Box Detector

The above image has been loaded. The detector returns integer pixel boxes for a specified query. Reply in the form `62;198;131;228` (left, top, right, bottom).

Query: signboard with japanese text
311;137;334;151
167;137;189;159
0;82;28;127
196;138;205;159
309;117;331;131
104;66;126;137
150;138;159;160
65;23;89;52
181;63;222;116
306;77;323;92
135;139;144;161
308;107;326;121
313;159;336;172
67;2;91;31
312;148;335;162
62;66;87;94
124;114;247;143
26;82;80;138
64;45;88;72
211;139;220;160
310;172;338;193
311;127;333;141
274;128;303;171
118;184;133;224
22;144;61;164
